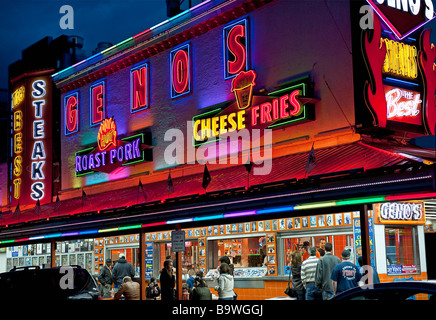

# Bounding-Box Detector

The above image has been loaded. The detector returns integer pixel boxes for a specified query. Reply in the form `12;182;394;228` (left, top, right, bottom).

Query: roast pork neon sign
75;117;146;176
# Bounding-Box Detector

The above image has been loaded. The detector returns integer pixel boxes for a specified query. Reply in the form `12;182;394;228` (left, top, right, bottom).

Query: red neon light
172;49;190;94
65;95;78;133
91;84;104;125
251;90;300;126
227;24;246;75
385;192;436;201
131;66;148;111
142;221;166;228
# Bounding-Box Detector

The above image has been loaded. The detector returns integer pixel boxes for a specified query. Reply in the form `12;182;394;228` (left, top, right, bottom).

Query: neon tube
193;214;224;221
336;196;386;206
142;222;166;228
257;206;294;214
294;201;337;210
223;210;256;218
166;218;194;224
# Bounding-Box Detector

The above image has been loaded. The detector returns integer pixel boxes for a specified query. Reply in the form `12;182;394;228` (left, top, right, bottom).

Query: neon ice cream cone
231;70;257;109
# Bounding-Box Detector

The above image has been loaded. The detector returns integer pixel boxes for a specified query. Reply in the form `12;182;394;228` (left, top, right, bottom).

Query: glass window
208;236;266;270
385;226;420;275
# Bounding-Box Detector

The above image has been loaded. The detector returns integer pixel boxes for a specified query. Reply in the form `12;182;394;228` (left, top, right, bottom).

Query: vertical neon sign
170;43;191;99
224;19;248;79
90;81;105;126
130;63;149;113
65;91;79;135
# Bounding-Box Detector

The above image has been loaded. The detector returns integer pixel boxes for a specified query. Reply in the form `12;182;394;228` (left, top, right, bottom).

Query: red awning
0;142;413;226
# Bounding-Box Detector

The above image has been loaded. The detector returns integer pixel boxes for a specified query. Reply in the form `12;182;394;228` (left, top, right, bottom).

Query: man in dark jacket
315;242;341;300
98;258;113;298
112;253;136;292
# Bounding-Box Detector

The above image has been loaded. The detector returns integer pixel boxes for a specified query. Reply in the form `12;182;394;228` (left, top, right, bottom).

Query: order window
385;226;420;275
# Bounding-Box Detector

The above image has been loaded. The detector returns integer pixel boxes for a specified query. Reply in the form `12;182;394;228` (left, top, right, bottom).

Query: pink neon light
66;95;78;133
227;24;246;75
133;28;151;39
172;49;190;94
91;84;104;125
385;192;436;201
142;221;166;228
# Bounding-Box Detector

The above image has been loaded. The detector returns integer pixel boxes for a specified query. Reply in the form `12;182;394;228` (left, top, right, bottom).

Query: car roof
333;281;436;300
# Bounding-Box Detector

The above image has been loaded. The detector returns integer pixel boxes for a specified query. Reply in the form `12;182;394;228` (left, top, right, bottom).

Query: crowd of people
289;241;379;300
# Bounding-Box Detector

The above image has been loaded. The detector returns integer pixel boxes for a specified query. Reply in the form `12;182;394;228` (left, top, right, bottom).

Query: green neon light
336;196;386;206
0;240;15;244
267;82;307;97
119;224;142;231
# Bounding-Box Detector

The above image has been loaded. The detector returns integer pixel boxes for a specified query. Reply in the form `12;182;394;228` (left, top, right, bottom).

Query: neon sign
90;81;105;126
374;201;425;224
224;19;248;79
385;86;422;125
382;38;418;79
130;63;149;113
193;70;315;146
10;76;53;206
170;43;191;99
75;118;148;176
366;0;435;40
65;91;79;135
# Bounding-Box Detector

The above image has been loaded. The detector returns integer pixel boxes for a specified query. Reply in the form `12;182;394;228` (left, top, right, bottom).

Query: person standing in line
301;246;322;300
112;253;136;293
214;262;235;300
315;242;341;300
160;259;176;301
191;276;212;300
331;250;362;296
357;256;380;286
290;250;305;300
98;258;113;298
186;269;195;290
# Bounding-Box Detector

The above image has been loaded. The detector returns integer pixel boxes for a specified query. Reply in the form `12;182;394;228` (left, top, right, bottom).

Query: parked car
330;281;436;300
0;266;101;300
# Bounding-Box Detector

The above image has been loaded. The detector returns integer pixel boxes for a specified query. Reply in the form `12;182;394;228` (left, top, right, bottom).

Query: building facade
1;0;435;300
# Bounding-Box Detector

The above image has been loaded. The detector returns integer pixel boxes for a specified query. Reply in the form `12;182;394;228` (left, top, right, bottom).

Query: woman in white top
214;262;235;300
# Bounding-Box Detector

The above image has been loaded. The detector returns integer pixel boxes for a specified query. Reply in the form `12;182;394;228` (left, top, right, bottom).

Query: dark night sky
0;0;188;90
2;0;436;91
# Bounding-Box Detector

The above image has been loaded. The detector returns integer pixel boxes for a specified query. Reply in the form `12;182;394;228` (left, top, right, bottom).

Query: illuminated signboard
384;85;422;125
193;70;315;146
170;43;191;99
130;63;149;114
64;91;79;135
223;19;249;79
75;117;151;176
366;0;435;40
353;7;436;135
374;201;425;225
90;81;106;126
9;76;53;207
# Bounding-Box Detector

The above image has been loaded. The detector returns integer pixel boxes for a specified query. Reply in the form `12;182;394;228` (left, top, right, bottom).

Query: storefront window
283;234;354;274
385;226;420;275
154;240;200;279
207;236;267;277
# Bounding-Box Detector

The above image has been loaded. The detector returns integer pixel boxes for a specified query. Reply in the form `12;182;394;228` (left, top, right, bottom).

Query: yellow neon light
383;38;418;79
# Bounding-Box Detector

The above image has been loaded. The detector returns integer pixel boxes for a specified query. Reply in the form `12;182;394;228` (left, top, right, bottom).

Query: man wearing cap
98;258;113;298
330;250;362;296
112;253;136;293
